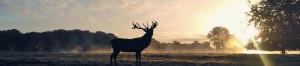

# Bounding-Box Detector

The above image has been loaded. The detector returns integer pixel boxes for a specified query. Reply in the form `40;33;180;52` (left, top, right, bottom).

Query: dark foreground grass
0;53;299;66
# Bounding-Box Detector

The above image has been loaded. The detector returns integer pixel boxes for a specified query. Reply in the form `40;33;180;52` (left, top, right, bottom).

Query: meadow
0;53;299;66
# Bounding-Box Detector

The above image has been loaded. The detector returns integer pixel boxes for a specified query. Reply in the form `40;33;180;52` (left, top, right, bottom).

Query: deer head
132;21;158;33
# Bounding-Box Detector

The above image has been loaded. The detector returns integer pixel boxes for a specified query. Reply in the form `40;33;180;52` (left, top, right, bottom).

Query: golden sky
0;0;259;44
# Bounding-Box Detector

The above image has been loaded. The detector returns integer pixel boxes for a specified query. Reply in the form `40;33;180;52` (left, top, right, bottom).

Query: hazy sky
0;0;259;43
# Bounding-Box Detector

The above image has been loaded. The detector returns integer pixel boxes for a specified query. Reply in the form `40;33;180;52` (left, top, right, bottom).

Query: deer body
110;21;157;66
111;33;153;52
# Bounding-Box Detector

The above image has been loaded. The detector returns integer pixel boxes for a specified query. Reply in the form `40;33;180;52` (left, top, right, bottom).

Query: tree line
0;29;116;52
146;39;213;53
0;29;227;53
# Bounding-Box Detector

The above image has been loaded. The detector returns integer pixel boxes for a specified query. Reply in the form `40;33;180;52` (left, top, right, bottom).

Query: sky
0;0;259;44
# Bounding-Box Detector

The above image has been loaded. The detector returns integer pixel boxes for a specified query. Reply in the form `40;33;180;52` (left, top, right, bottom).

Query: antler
150;20;158;29
142;23;149;29
132;21;143;29
132;21;158;30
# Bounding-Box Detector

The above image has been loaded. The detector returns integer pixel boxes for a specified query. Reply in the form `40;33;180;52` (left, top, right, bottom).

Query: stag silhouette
110;21;158;66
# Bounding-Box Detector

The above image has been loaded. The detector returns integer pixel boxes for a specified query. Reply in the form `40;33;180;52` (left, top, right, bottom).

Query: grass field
0;53;299;66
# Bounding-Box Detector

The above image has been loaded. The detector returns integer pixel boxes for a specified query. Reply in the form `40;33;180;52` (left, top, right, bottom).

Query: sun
205;0;259;45
203;0;272;65
233;25;259;45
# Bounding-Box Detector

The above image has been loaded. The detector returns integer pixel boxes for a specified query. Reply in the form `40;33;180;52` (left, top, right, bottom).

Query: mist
0;29;248;53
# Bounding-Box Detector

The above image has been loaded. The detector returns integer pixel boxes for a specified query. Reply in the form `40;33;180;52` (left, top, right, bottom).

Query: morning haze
2;0;300;66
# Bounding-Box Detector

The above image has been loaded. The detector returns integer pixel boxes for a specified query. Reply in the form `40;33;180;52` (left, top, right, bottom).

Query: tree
247;0;300;54
207;26;231;50
200;41;212;50
245;39;256;50
173;41;181;45
191;41;200;45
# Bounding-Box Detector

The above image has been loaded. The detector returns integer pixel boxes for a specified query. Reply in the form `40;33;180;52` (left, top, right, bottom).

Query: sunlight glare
205;0;258;45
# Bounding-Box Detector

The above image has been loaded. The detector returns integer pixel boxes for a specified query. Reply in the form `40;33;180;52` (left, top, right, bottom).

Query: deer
110;21;158;66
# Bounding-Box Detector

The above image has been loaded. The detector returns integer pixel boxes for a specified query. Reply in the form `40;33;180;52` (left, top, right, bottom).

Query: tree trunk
281;48;286;55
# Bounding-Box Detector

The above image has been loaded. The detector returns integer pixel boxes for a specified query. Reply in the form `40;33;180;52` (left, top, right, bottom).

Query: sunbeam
250;38;273;66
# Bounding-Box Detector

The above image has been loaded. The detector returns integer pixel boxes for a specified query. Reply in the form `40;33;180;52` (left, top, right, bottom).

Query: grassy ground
0;53;299;66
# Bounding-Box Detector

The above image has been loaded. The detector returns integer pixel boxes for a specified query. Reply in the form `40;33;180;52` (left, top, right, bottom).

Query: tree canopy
248;0;300;53
207;26;231;50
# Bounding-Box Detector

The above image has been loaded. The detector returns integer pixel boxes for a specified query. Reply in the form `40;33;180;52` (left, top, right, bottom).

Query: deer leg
135;52;141;66
135;52;139;66
114;50;120;66
110;50;120;66
110;51;114;66
138;52;141;66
